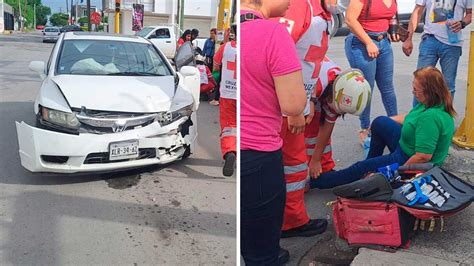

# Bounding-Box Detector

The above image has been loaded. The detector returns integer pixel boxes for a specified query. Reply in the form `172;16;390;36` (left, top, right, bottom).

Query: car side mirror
29;61;46;79
179;66;200;111
180;66;198;77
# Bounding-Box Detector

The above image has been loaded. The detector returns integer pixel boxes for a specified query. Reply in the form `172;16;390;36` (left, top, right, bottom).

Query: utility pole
178;0;184;31
87;0;91;31
33;3;36;29
18;0;22;31
70;0;74;24
114;0;120;34
66;0;69;23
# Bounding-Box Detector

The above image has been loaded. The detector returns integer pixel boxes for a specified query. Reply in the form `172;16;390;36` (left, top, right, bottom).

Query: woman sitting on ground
310;66;456;189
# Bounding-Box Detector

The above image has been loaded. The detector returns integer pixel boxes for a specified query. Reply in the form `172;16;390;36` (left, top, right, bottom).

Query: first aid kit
332;166;473;248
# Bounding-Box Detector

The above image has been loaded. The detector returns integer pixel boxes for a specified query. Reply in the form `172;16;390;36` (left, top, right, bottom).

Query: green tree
50;13;69;27
36;5;51;26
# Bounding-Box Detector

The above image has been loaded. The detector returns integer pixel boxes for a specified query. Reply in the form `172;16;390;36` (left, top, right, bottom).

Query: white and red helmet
332;69;371;116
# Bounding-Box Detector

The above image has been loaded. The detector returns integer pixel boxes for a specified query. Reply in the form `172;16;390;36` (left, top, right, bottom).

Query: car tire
330;13;342;38
182;145;191;159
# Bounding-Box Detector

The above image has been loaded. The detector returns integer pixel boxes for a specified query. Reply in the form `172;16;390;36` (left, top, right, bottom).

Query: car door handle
166;41;171;43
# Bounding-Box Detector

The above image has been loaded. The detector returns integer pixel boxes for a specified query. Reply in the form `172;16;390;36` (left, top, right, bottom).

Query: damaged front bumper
15;117;196;173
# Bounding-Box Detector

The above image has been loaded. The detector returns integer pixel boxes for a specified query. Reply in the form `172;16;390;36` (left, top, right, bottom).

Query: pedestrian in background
177;29;192;49
203;28;217;69
345;0;400;146
402;0;472;105
240;0;307;264
214;23;237;177
191;28;200;41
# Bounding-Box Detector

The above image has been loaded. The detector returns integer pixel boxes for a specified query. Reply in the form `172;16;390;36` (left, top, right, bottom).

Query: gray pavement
281;29;474;265
0;33;236;265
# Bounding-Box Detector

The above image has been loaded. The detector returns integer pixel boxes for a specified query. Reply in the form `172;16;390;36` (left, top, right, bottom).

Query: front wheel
181;145;191;159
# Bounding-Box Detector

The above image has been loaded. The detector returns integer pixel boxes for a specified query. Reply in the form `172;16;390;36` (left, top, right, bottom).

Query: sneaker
223;152;236;177
278;248;290;265
209;100;219;106
281;219;328;238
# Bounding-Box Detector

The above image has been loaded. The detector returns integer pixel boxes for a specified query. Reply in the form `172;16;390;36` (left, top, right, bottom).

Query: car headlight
155;104;193;126
41;106;80;129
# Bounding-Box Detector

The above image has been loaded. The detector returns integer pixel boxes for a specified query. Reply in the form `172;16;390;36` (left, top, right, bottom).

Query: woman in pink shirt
241;0;307;264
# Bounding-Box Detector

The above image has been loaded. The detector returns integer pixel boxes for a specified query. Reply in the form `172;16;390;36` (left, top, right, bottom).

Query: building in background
0;2;14;33
71;4;98;23
103;0;218;36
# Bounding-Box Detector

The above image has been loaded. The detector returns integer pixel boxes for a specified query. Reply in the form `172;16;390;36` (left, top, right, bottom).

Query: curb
442;145;474;182
351;248;461;265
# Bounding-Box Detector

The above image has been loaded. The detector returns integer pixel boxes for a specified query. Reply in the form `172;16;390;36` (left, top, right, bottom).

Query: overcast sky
42;0;103;13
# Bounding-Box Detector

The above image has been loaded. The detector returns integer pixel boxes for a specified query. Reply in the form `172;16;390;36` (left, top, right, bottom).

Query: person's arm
403;4;425;56
403;112;439;166
213;42;225;72
345;0;379;58
404;152;433;165
390;113;407;124
274;71;307;117
309;121;335;178
450;8;472;33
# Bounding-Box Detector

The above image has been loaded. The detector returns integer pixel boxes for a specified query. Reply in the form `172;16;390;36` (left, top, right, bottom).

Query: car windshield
45;28;58;32
56;40;172;76
136;27;154;38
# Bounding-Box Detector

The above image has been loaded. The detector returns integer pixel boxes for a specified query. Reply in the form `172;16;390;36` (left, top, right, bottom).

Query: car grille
73;109;157;134
84;148;157;164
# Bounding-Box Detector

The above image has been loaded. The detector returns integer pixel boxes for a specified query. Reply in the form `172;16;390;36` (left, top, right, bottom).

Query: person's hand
388;33;400;42
450;21;463;33
366;42;379;58
402;39;413;56
309;158;323;179
305;102;315;125
288;114;305;134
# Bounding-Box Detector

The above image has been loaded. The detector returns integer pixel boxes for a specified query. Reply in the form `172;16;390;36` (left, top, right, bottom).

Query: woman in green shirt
310;66;456;189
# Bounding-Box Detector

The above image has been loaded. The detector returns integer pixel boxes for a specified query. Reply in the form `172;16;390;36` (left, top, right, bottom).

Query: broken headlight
41;106;80;129
155;104;193;126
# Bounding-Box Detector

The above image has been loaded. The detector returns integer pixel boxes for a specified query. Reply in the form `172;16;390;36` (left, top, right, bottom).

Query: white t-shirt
417;0;472;46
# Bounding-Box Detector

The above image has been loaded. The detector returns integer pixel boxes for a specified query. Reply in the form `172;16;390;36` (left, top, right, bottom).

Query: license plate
109;140;139;161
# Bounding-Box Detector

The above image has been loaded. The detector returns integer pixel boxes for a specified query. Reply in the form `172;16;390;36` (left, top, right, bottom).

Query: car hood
51;75;176;113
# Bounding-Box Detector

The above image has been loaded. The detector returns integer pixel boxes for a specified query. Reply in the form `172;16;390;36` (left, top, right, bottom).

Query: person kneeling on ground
310;66;456;189
196;54;217;102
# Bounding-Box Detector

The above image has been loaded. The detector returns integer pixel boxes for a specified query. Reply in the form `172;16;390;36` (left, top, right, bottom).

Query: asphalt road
281;29;474;265
0;33;236;265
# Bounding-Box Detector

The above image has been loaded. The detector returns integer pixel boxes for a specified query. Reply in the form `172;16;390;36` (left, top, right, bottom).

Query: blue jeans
413;34;461;106
310;116;409;189
345;33;398;129
241;149;286;265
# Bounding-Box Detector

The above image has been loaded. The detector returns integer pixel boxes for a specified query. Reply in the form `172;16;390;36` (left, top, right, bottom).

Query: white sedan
16;32;201;173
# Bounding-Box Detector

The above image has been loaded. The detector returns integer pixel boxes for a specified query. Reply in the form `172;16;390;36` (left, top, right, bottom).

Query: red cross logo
279;18;294;33
344;96;352;105
304;31;328;78
227;54;237;79
355;76;365;83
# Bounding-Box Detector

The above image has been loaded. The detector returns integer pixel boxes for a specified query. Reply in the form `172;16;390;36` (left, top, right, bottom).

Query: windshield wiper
107;72;166;76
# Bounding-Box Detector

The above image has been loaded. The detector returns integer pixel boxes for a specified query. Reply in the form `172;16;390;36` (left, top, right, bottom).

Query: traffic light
115;0;120;13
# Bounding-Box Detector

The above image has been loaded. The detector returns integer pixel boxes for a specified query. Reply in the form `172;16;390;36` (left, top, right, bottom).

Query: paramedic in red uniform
306;57;341;177
277;0;343;238
214;24;237;177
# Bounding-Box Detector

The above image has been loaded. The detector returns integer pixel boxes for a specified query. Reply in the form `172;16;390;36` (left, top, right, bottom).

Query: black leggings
241;149;286;265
